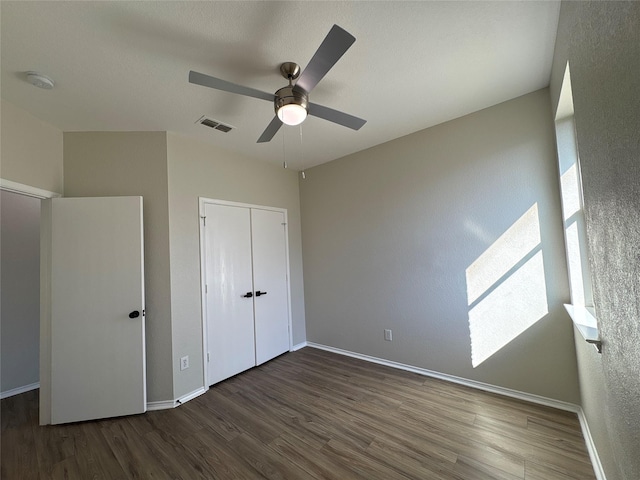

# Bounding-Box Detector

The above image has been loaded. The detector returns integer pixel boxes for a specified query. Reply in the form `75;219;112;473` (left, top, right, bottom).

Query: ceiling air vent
196;116;234;133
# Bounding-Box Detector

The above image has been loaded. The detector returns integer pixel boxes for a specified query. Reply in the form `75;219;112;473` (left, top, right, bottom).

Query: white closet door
251;209;290;365
205;204;256;386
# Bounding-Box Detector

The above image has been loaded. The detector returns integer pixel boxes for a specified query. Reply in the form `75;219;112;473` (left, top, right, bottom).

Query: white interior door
205;203;256;386
251;209;290;365
49;197;146;425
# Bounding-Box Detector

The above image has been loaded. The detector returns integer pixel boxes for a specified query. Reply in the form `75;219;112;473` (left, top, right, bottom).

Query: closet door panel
205;204;256;385
251;209;290;365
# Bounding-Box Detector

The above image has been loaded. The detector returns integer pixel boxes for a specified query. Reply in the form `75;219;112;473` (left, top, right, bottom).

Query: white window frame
554;63;600;348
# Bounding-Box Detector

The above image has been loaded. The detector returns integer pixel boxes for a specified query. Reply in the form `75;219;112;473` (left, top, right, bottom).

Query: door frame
198;198;293;388
0;179;60;423
0;178;60;199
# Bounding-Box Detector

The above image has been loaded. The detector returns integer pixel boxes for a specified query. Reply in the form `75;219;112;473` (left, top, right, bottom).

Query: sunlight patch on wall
467;204;549;367
466;206;541;305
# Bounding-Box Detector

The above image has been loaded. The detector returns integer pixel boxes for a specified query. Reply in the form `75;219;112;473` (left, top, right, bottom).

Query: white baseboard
177;386;207;406
292;341;308;351
146;399;176;411
146;386;207;411
0;382;40;399
577;408;607;480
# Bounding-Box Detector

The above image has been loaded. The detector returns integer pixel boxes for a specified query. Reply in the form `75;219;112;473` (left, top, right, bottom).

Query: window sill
564;304;602;353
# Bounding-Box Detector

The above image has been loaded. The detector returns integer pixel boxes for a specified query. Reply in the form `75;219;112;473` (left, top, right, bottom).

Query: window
555;63;598;335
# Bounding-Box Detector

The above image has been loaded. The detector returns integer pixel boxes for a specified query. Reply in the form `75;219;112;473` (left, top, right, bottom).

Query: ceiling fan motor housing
274;85;309;115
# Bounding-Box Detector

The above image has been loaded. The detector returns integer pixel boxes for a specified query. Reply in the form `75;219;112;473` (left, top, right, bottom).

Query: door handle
242;292;253;298
255;291;267;297
129;310;140;319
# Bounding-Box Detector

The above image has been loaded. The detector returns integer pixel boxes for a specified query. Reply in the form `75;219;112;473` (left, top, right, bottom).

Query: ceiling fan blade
189;70;275;102
257;116;283;143
295;25;356;94
308;103;366;131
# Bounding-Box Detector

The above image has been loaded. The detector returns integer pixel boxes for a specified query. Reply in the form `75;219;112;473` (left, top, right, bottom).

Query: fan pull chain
299;125;306;179
282;128;287;169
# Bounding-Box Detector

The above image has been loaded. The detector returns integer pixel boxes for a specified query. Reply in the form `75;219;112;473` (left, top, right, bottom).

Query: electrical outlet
384;329;393;341
180;355;189;370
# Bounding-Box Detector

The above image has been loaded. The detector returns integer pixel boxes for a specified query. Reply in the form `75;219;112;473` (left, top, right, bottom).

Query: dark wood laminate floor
1;347;596;479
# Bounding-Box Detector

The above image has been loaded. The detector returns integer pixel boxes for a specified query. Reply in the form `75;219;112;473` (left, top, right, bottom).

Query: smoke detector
26;72;55;89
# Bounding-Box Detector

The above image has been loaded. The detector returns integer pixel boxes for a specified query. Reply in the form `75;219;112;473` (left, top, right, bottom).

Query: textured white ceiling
1;1;560;169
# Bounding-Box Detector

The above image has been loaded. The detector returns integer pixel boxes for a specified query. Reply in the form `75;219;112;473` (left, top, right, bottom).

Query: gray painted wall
62;131;306;403
1;190;41;393
550;2;640;479
166;132;305;399
300;89;581;403
1;99;63;194
63;132;174;403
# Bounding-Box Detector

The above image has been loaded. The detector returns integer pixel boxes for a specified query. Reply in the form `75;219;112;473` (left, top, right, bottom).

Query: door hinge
201;215;206;226
205;284;208;294
207;352;210;362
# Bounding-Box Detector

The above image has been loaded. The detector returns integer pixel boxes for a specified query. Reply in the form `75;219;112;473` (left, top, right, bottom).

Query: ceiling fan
189;24;367;143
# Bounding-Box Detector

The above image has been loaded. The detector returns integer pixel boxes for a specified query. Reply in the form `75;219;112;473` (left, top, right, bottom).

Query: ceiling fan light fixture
277;104;307;126
274;85;308;126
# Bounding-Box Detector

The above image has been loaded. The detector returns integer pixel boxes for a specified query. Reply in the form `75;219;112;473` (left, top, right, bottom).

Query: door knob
255;291;267;297
242;292;253;298
129;310;140;319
